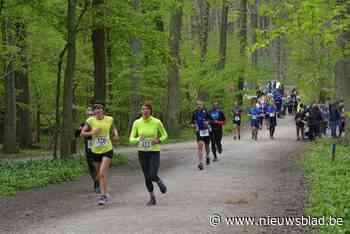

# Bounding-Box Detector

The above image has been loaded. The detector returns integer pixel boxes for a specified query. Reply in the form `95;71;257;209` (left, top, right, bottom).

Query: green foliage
302;139;350;233
0;154;128;196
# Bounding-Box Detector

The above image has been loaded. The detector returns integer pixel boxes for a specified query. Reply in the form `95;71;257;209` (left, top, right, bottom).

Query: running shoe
206;157;210;165
146;196;156;206
198;162;204;170
218;147;222;154
98;195;108;206
157;179;167;194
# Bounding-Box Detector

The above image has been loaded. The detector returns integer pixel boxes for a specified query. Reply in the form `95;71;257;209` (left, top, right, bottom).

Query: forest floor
0;116;310;234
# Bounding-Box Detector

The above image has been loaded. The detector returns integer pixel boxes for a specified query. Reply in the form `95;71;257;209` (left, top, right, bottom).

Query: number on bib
235;116;240;121
139;139;152;151
95;137;108;147
199;129;209;137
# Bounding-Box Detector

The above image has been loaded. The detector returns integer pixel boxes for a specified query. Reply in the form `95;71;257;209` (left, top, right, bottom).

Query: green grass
0;154;128;197
302;139;350;233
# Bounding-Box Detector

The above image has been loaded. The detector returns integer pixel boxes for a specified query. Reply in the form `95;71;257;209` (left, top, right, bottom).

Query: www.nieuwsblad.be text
209;214;343;227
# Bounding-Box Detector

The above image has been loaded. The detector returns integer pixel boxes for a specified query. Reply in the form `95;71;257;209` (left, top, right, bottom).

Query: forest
0;0;349;157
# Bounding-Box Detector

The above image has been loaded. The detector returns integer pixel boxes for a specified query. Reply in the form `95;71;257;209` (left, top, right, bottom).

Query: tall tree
217;0;229;70
2;18;17;154
249;0;259;89
335;0;350;143
196;0;210;63
237;0;247;105
15;22;32;148
92;0;106;104
166;2;183;137
60;0;77;158
129;0;141;127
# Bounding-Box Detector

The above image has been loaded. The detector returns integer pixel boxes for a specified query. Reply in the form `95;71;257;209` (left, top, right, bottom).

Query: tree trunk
250;0;258;88
129;0;141;128
92;0;106;104
166;3;182;137
15;22;32;148
3;18;17;154
106;29;113;103
196;0;210;63
237;0;247;105
60;0;77;158
217;0;229;70
335;0;350;144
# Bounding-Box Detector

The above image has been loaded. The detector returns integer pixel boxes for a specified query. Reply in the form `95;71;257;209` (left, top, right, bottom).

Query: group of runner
78;102;168;206
76;90;346;206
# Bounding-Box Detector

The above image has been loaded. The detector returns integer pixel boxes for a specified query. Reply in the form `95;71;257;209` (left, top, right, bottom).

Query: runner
208;101;225;161
266;102;277;139
249;101;261;141
232;102;242;140
191;100;211;170
129;103;168;206
81;102;119;206
295;104;306;141
75;107;99;193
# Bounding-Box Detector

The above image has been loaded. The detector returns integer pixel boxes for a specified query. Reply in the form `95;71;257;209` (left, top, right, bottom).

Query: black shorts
88;150;114;162
196;132;210;144
233;120;241;126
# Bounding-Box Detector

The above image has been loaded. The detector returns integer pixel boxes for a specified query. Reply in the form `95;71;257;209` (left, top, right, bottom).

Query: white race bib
235;116;240;121
87;139;92;149
252;115;257;120
269;112;275;117
95;136;108;147
199;129;209;137
139;139;152;151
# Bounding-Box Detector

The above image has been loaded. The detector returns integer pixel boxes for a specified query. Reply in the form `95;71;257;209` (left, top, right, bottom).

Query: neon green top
129;116;168;152
86;116;113;154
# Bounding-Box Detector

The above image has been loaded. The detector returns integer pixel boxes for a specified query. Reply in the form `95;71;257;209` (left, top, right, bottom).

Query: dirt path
0;117;309;234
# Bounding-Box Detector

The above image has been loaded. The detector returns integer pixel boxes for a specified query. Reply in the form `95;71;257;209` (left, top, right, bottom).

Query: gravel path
0;116;309;234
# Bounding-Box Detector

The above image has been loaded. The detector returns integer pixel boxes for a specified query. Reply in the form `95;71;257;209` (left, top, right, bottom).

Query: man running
232;102;242;140
192;100;211;170
208;101;225;161
249;101;261;141
266;102;277;139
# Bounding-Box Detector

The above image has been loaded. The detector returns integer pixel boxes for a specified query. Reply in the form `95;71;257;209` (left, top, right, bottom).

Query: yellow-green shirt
129;116;168;152
86;116;113;154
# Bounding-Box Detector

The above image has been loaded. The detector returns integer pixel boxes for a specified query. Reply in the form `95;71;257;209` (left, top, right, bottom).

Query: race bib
139;139;152;151
235;116;240;121
95;136;108;147
252;115;257;120
269;112;275;117
87;139;92;149
199;129;209;137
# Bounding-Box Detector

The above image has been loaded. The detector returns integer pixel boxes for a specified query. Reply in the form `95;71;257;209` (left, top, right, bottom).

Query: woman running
129;103;168;206
81;102;119;205
232;102;242;140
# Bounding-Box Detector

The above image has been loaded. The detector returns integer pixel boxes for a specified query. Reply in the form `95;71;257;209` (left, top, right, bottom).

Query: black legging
210;128;223;156
138;151;160;193
269;117;277;137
